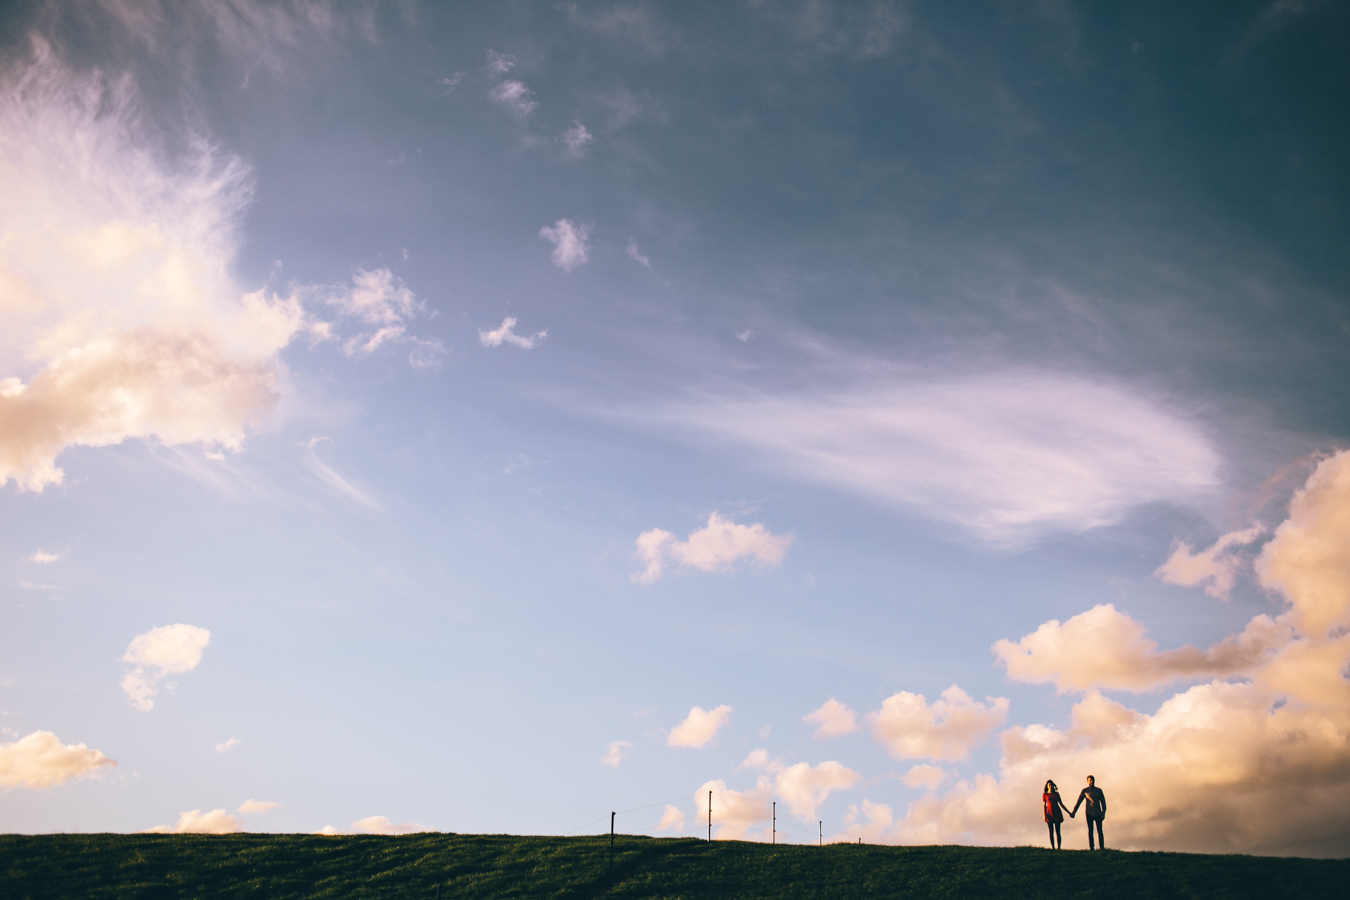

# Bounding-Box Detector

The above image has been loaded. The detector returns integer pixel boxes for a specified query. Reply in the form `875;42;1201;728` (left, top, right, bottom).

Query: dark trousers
1087;816;1104;849
1046;821;1061;848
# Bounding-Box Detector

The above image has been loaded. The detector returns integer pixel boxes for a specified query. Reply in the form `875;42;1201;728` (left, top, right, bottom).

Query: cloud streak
479;317;546;350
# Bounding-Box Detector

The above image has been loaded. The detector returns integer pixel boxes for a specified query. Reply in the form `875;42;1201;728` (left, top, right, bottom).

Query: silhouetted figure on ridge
1071;775;1107;849
1042;779;1073;849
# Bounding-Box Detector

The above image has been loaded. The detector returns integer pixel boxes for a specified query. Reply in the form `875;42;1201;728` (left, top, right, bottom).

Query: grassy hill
2;833;1347;899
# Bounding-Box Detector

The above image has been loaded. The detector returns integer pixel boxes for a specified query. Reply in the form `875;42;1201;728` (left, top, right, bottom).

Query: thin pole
819;821;822;846
610;811;615;884
772;802;776;845
708;791;712;841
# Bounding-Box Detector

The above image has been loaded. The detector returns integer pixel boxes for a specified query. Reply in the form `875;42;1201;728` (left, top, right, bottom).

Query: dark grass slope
2;833;1347;900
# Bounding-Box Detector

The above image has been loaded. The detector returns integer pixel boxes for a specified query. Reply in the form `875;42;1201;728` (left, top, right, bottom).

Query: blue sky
2;1;1349;855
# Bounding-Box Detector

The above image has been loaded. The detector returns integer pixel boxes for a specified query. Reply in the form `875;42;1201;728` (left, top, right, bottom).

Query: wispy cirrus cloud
634;373;1218;545
489;80;537;116
539;219;591;271
479;317;546;350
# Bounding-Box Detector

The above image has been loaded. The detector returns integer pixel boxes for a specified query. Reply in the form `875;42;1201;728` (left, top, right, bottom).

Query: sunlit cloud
479;317;547;350
144;809;241;834
668;704;733;748
350;815;425;835
847;450;1350;855
237;799;281;813
539;218;591;271
632;512;791;585
1155;525;1266;599
215;738;242;753
803;698;858;738
867;685;1008;761
0;731;116;788
600;740;632;767
120;624;211;712
641;374;1219;544
26;548;65;564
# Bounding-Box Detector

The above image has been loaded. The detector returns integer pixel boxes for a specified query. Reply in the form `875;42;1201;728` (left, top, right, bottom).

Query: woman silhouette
1042;780;1073;849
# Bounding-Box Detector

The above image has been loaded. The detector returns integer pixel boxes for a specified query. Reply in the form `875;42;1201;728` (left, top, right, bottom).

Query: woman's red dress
1043;791;1064;824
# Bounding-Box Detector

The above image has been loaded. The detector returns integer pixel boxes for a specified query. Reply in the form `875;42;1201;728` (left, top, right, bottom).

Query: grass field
2;833;1347;899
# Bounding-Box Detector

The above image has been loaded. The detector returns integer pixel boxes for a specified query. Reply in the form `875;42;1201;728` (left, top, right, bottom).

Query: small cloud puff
0;731;116;788
489;80;537;117
237;799;281;813
625;238;650;267
215;738;241;753
144;809;241;834
485;50;516;77
561;121;593;156
668;705;733;748
633;512;792;585
540;219;591;271
600;740;632;767
27;548;65;564
803;698;858;738
479;317;547;350
120;624;211;712
1155;525;1265;599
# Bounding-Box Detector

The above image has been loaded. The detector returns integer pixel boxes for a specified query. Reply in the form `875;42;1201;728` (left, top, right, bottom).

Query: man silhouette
1071;775;1107;849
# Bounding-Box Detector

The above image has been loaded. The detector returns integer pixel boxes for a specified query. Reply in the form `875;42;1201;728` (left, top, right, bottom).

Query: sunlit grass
2;833;1346;899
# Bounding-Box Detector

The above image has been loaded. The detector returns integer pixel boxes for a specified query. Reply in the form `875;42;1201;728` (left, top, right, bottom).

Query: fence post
772;802;776;845
610;811;615;885
708;791;712;842
819;821;822;846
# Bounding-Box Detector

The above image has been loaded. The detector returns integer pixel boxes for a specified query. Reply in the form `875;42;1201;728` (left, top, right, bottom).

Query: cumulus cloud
632;512;792;585
27;548;64;564
560;120;593;156
350;815;425;835
740;750;862;821
655;804;686;832
600;740;632;767
993;603;1288;693
643;375;1218;544
668;705;733;748
899;764;948;791
0;42;432;492
325;268;426;357
479;317;546;350
848;450;1350;855
625;238;650;267
0;730;116;788
489;80;537;116
868;686;1008;761
1155;525;1266;599
803;698;858;738
144;809;241;834
215;738;241;753
539;219;591;271
120;624;211;711
694;779;773;841
237;799;280;813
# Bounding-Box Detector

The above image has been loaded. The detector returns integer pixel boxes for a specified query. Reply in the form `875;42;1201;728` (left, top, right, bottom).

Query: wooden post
772;802;776;845
610;811;615;884
819;821;822;846
708;791;712;841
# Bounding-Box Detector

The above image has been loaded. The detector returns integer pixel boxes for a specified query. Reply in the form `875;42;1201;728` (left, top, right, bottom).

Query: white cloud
350;815;425;835
899;764;948;791
668;704;733;748
694;751;860;839
489;80;537;116
0;43;434;493
766;759;862;821
625;238;650;267
993;603;1287;693
539;218;591;271
868;686;1008;761
484;50;516;77
315;825;342;835
1155;525;1265;599
0;730;116;788
632;512;792;585
654;804;685;832
120;624;211;712
237;799;280;813
144;809;241;834
325;268;427;358
803;698;858;738
694;778;773;841
848;450;1350;855
561;120;594;155
735;330;754;342
17;580;58;591
27;548;64;564
438;72;465;94
215;738;241;753
600;740;632;767
479;317;547;350
646;374;1219;544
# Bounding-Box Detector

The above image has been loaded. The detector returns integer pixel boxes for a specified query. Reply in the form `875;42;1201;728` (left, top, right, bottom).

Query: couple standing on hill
1043;776;1107;850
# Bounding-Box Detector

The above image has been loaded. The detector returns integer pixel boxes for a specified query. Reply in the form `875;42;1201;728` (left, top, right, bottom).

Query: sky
1;0;1349;857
